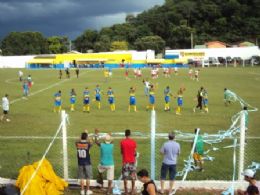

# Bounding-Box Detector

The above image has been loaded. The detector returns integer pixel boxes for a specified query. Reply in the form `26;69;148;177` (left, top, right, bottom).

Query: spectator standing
120;129;137;195
137;169;157;195
160;132;180;194
1;94;10;122
237;169;259;195
95;133;114;195
76;132;93;195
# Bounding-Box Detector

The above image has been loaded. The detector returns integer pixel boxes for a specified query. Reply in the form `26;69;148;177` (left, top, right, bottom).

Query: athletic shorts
78;165;92;179
165;96;170;103
160;163;176;180
108;97;114;104
98;165;114;180
203;99;208;105
149;95;155;104
95;95;101;101
55;101;61;106
177;98;183;106
70;98;76;104
122;163;136;180
130;97;136;105
193;153;203;161
84;98;90;104
3;110;8;115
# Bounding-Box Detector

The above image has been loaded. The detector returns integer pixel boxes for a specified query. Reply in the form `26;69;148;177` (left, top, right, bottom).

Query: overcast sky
0;0;164;40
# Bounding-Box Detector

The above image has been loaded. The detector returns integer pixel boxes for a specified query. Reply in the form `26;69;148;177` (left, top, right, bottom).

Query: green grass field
0;67;260;186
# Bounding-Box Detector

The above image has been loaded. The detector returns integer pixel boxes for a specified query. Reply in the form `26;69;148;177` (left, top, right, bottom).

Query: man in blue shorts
160;132;180;194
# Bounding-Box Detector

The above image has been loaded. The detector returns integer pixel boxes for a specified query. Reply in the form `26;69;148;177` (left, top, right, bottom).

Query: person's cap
168;131;175;137
241;169;255;178
105;134;112;144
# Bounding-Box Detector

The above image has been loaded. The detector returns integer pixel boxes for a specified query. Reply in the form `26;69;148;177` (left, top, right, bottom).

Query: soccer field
0;67;260;182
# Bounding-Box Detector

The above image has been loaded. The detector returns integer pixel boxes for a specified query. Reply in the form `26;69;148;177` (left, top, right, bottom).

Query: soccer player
146;84;156;111
193;87;204;113
192;128;204;171
129;87;137;112
94;85;102;109
1;94;10;122
70;88;77;111
104;69;109;82
194;69;199;81
27;75;33;88
65;68;70;78
75;68;79;78
107;87;115;111
83;87;90;113
188;68;193;79
202;88;209;113
164;86;172;111
54;90;62;113
23;80;29;97
18;70;23;82
125;68;130;80
175;87;185;115
174;67;178;75
143;79;150;96
59;69;62;80
224;88;237;106
76;132;93;195
137;68;142;78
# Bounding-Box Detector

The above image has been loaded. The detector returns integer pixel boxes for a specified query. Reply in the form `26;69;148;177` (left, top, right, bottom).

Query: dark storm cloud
0;0;164;39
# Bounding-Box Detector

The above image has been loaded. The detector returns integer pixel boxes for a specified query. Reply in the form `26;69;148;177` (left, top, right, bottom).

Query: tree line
1;0;259;56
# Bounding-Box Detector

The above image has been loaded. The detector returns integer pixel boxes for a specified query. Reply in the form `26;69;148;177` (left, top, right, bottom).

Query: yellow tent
16;158;68;195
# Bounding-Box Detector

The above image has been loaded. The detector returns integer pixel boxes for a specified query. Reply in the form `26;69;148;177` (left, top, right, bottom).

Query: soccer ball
6;119;11;122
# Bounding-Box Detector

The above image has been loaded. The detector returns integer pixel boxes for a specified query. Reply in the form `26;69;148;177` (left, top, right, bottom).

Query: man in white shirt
1;94;10;122
18;70;23;82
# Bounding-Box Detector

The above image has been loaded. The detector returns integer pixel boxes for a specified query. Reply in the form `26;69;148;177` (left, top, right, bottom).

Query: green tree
73;29;98;52
134;35;165;53
94;35;111;52
110;41;128;51
47;36;69;54
1;32;48;55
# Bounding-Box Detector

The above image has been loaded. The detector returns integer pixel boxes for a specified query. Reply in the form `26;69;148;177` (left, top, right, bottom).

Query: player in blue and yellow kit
54;90;62;113
146;84;155;111
94;85;102;109
164;86;172;111
176;87;185;115
70;88;77;111
107;87;115;111
83;87;90;113
202;88;209;113
128;87;137;112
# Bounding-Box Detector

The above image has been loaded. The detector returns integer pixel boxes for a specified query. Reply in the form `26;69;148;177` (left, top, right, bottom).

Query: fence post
238;111;246;181
61;110;69;180
151;110;156;180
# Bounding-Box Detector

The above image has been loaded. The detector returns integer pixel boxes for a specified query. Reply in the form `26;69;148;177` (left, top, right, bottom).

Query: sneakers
80;190;85;195
86;190;93;195
80;190;93;195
